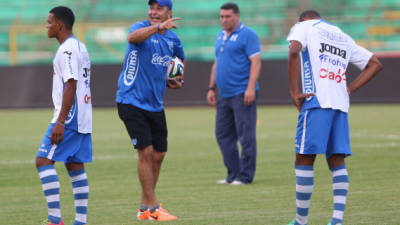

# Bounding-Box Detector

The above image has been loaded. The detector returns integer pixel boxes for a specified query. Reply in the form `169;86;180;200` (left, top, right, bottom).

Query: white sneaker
230;180;246;185
216;179;229;184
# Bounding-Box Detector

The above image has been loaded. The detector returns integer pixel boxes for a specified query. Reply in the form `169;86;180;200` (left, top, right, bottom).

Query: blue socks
68;169;89;225
330;164;349;225
294;165;314;225
38;165;62;224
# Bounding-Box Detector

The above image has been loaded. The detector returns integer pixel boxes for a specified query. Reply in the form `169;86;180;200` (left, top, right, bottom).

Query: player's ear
56;20;64;31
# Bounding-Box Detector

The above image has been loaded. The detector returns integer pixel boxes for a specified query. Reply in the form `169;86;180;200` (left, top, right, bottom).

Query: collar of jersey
62;35;76;44
223;22;244;37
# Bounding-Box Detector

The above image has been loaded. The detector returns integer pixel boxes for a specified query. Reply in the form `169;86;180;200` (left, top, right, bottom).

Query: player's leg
36;157;63;225
231;93;257;184
215;97;240;183
147;110;177;221
149;109;168;191
291;109;332;225
36;124;63;225
137;145;157;206
326;111;351;225
65;162;89;225
137;146;177;221
118;103;157;220
326;155;348;225
292;154;316;225
152;151;166;190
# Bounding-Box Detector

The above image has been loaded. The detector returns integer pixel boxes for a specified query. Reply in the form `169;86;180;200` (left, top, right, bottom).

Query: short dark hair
299;10;321;21
49;6;75;30
220;2;240;14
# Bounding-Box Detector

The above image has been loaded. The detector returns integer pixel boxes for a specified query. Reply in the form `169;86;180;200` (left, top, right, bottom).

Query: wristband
56;120;65;127
208;86;216;91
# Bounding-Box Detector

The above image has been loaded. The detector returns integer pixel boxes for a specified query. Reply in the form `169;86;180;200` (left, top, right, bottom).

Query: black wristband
208;87;216;91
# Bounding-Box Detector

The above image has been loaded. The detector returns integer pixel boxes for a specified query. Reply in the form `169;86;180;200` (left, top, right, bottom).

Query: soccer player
286;10;382;225
207;2;261;185
36;6;92;225
116;0;184;221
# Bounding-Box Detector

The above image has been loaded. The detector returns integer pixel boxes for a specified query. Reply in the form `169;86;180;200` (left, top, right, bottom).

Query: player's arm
288;40;314;112
50;78;77;145
207;59;217;107
244;54;261;106
128;18;181;44
347;55;382;95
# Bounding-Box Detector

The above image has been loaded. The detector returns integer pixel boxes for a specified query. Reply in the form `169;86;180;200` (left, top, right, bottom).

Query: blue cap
148;0;173;10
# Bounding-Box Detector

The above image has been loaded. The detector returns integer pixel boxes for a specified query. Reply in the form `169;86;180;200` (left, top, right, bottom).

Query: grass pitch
0;105;399;225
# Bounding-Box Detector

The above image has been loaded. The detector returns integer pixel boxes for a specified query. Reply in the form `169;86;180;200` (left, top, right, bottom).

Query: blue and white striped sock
294;165;314;225
330;164;349;225
38;165;62;224
68;169;89;225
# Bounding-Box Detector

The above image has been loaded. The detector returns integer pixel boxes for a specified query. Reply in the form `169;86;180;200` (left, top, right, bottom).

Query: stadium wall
0;59;398;109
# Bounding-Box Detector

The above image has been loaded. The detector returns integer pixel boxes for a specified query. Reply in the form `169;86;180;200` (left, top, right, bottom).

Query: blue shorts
295;108;352;159
37;123;92;163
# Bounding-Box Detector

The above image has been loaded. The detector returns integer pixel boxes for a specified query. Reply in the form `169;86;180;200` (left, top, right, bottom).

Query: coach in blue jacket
207;2;261;185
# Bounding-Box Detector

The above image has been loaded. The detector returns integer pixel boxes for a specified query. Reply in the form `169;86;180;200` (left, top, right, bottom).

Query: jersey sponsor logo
301;48;315;101
303;61;314;99
84;94;92;104
84;79;90;88
319;54;347;70
83;68;90;78
151;53;171;67
64;51;74;75
319;67;347;83
151;38;159;44
319;43;347;59
65;100;77;124
124;50;139;86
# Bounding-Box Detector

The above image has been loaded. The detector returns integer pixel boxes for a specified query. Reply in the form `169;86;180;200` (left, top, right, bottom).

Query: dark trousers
215;93;257;183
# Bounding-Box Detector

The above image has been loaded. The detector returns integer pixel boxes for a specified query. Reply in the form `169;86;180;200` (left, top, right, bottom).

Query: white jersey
287;19;373;113
51;37;92;133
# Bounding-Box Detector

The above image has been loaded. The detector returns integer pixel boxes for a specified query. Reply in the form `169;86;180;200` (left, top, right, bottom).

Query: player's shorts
295;108;352;159
37;123;92;163
117;103;167;152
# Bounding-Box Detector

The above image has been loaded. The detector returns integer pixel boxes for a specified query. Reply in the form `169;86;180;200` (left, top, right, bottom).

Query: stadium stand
0;0;399;65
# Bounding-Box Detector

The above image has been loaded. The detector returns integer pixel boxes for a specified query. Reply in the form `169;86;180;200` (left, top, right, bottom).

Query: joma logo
319;43;346;59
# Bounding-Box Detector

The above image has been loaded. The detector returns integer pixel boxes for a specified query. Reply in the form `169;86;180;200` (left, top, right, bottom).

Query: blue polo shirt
215;23;260;98
116;20;185;112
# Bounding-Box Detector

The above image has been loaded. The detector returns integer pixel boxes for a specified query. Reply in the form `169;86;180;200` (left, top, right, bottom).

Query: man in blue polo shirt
207;2;261;185
116;0;184;221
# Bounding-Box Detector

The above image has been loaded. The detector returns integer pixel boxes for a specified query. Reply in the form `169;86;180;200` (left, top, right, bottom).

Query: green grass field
0;105;399;225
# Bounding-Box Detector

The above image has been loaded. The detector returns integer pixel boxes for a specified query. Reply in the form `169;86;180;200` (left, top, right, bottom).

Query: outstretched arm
128;17;181;44
347;55;383;95
288;40;314;112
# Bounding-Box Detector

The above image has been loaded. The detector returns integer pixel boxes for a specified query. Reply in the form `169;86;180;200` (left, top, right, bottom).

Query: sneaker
149;206;178;221
216;179;229;184
230;180;246;185
287;219;295;225
137;209;150;220
288;219;308;225
327;223;342;225
42;219;64;225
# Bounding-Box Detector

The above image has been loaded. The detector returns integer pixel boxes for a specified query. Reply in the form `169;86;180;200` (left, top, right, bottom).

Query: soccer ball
167;56;184;81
